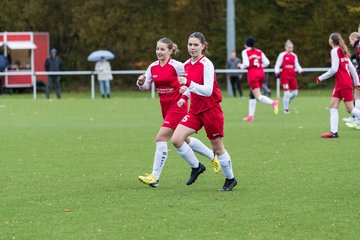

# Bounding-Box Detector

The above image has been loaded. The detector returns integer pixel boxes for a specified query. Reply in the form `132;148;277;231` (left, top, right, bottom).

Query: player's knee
249;91;256;99
171;136;183;148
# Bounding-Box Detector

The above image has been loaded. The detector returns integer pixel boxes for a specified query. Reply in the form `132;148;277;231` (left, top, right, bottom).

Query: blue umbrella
87;50;115;61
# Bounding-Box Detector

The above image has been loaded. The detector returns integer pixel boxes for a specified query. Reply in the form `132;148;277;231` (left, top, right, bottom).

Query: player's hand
137;74;145;86
177;99;185;108
179;86;188;94
178;76;187;85
355;85;360;91
315;77;320;84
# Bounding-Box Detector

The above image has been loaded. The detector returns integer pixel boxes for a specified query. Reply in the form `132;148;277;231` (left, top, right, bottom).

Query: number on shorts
181;115;190;122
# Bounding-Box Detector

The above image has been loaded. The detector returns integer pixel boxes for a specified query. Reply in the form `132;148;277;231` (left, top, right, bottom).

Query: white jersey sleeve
349;60;360;86
169;59;185;76
261;52;270;68
240;49;249;69
274;52;285;74
188;58;214;97
294;53;303;73
319;48;339;81
138;61;156;90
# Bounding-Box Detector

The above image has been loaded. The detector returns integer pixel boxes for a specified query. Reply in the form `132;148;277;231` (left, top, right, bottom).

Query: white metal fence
0;68;329;100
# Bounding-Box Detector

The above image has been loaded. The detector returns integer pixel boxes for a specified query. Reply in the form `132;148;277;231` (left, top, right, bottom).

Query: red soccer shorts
281;77;298;91
179;104;224;140
332;88;354;102
162;106;188;130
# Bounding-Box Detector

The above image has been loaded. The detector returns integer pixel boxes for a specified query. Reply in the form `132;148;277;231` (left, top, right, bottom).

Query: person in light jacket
95;57;113;98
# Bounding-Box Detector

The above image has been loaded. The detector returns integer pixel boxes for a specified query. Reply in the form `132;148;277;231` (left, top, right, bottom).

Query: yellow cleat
345;122;357;128
272;100;279;115
138;173;159;187
211;155;221;174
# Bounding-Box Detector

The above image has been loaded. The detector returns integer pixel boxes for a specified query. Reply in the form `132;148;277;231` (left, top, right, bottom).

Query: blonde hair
349;32;360;40
329;33;350;57
158;38;179;55
285;39;293;48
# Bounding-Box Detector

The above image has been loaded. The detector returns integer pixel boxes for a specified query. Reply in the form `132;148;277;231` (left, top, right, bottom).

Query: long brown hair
329;33;350;57
189;32;209;55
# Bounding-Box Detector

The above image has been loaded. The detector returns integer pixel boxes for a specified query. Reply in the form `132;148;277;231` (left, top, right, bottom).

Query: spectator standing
45;48;62;99
227;51;243;97
95;57;113;98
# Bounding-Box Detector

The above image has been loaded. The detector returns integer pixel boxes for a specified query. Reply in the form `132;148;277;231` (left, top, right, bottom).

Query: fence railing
0;68;329;100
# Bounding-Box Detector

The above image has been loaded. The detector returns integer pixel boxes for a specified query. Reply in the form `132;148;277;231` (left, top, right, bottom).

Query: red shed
0;32;49;88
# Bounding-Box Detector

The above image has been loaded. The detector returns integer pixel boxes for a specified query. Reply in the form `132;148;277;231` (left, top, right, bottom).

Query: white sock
152;141;168;180
218;150;234;179
289;90;298;101
351;107;360;118
249;99;257;116
355;99;360;109
259;95;273;105
176;142;199;168
188;137;214;160
283;91;290;111
330;108;338;133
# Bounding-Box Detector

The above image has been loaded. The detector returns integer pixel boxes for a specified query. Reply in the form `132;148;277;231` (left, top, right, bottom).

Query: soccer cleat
345;122;357;128
342;117;354;123
186;162;206;185
211;155;221;174
355;122;360;130
272;100;279;115
221;178;238;191
242;115;255;122
284;110;289;115
138;174;159;187
320;132;339;138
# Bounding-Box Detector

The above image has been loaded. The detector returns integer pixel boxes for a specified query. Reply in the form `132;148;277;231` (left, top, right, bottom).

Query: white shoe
355;122;360;130
342;117;354;123
345;122;357;128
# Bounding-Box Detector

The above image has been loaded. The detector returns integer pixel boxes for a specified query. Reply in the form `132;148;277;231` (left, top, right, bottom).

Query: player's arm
348;60;360;86
294;54;303;73
137;66;152;90
274;53;283;76
261;52;270;68
240;50;249;69
318;48;339;81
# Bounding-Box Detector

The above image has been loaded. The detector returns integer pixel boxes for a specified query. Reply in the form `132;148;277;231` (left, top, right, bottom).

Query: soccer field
0;91;359;239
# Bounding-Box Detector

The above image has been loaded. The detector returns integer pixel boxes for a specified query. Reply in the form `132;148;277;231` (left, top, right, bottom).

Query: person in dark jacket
45;48;62;99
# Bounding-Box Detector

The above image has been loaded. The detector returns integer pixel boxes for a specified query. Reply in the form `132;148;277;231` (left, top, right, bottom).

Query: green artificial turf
0;91;359;239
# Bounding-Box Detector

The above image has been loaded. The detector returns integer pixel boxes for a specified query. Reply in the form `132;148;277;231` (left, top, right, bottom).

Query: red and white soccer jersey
319;47;360;101
241;48;270;89
139;58;188;128
274;52;303;90
183;56;222;114
180;55;224;139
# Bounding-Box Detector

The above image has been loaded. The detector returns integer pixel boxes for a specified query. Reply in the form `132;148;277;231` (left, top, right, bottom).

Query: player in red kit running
137;38;220;187
172;32;237;191
275;40;303;114
240;36;279;122
315;33;360;138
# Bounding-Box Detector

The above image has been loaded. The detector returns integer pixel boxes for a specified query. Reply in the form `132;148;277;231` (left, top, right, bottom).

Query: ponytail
330;33;350;57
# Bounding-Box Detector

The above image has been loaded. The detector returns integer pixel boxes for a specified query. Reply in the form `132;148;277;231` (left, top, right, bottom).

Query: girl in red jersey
315;33;360;138
136;38;220;187
172;32;237;191
344;32;360;129
240;36;279;122
275;40;303;114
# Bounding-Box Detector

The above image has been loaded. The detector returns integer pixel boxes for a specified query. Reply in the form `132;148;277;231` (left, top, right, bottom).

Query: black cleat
221;178;237;191
186;162;206;185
